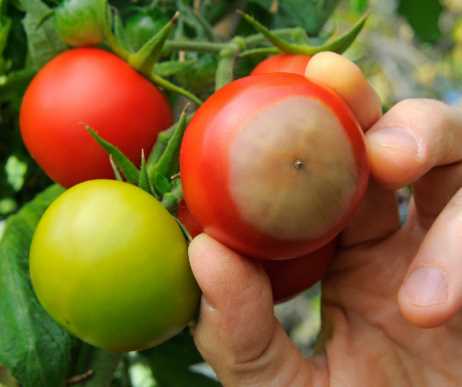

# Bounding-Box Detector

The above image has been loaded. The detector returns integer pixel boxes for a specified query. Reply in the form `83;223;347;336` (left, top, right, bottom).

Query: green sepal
85;126;140;184
239;11;368;56
147;126;175;166
128;12;178;75
161;178;183;214
109;156;123;181
148;111;189;197
138;150;156;196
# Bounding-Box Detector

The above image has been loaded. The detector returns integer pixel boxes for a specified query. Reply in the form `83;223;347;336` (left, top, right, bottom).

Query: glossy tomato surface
20;48;172;187
251;54;310;76
180;73;368;260
177;201;335;303
30;180;199;352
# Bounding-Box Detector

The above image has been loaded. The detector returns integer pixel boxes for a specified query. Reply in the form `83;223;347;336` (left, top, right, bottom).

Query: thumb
188;234;322;387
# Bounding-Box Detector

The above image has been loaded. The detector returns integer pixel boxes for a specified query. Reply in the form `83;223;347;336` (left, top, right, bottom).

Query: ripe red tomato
180;73;368;260
20;48;172;187
251;54;310;76
177;201;335;303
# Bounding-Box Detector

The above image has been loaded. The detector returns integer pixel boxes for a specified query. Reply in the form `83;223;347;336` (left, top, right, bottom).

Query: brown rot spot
229;96;359;241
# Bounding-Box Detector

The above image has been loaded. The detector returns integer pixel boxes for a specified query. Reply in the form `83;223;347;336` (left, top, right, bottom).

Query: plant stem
162;27;306;54
215;38;244;90
244;27;307;46
150;73;203;105
164;40;229;53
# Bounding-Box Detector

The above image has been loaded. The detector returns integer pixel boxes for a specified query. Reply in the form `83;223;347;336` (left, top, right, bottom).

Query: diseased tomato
180;73;368;260
177;201;335;303
251;54;310;76
20;48;172;188
30;180;200;352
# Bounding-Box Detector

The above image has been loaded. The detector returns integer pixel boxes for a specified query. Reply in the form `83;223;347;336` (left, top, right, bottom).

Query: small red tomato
251;54;310;76
20;48;172;187
180;73;368;260
262;242;335;303
177;201;203;238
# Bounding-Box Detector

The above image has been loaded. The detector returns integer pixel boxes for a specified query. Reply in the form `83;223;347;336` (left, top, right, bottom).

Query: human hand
188;55;462;387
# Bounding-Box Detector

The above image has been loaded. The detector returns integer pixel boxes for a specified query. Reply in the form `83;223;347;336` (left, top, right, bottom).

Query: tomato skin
177;201;203;239
20;48;172;188
180;73;368;260
262;242;335;303
30;180;200;352
177;201;334;303
251;54;310;76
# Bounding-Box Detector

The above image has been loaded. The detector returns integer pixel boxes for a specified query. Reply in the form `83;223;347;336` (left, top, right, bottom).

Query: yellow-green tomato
30;180;200;352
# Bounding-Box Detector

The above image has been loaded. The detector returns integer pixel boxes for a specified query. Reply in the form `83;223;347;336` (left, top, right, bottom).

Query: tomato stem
150;73;202;105
162;27;306;54
215;37;245;90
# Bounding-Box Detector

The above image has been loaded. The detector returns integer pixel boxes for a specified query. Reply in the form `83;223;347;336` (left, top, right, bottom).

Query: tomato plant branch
215;37;244;90
150;73;203;105
162;27;307;54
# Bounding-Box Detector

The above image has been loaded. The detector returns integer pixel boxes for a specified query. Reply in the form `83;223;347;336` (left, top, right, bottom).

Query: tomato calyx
86;108;189;214
238;11;368;58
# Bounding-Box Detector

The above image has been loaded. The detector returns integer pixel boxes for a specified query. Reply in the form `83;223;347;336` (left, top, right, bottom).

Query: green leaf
398;0;442;43
5;155;27;191
177;1;215;41
86;126;140;185
248;0;273;8
20;0;66;68
0;185;72;387
0;17;12;59
274;0;340;36
350;0;368;13
143;330;220;387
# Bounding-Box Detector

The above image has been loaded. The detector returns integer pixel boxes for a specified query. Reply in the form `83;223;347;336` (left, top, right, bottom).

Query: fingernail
367;128;420;159
401;267;448;306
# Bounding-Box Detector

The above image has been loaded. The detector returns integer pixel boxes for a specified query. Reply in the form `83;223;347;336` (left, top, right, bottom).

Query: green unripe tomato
125;10;169;51
30;180;200;352
55;0;107;47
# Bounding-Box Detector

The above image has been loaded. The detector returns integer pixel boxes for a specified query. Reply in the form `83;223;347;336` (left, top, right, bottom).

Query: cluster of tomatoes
20;46;372;351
